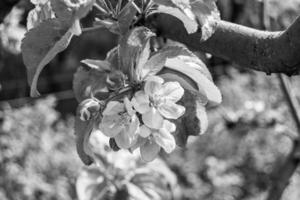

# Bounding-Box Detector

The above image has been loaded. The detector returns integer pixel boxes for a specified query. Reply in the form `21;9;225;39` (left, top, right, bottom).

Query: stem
82;26;104;33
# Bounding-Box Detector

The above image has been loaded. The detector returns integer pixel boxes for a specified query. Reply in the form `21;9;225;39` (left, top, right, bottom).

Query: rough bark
147;14;300;76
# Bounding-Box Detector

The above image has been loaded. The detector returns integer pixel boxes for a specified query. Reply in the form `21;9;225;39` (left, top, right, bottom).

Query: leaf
106;46;119;70
76;166;108;200
143;46;212;81
151;0;220;40
119;27;155;80
74;116;94;165
190;0;220;40
151;1;198;34
118;1;138;34
129;162;176;200
173;89;208;146
81;59;111;71
73;66;109;102
22;18;75;97
50;0;73;20
165;56;222;105
94;18;120;34
127;183;152;200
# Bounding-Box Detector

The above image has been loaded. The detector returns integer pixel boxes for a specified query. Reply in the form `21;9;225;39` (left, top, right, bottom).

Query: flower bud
77;98;101;121
106;71;125;91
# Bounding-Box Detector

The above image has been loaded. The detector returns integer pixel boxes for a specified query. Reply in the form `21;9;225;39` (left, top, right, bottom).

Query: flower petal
129;136;147;152
99;115;123;137
142;107;164;129
131;91;150;114
140;139;161;162
160;81;184;102
153;129;176;153
128;115;140;137
158;102;186;119
144;76;164;96
124;97;135;116
103;101;124;116
115;130;134;149
162;120;176;133
139;125;152;138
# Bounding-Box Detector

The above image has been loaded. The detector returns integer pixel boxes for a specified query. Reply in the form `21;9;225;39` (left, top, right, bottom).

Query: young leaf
50;0;73;20
22;19;75;97
118;1;138;34
165;56;222;105
74;116;94;165
94;18;120;34
119;27;155;80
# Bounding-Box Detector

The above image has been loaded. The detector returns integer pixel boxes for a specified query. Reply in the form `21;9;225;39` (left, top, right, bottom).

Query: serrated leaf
174;89;208;146
119;27;155;80
118;1;138;34
22;18;74;97
74;116;94;165
73;66;109;102
165;56;222;105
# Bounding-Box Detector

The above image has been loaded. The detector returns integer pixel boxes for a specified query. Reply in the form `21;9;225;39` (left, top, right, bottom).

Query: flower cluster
98;75;185;162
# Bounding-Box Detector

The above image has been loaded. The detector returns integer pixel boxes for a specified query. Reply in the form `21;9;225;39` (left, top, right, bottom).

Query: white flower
132;75;185;129
99;97;139;149
137;120;177;162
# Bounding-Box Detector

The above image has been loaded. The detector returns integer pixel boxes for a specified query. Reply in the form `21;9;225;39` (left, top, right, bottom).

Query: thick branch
148;14;300;76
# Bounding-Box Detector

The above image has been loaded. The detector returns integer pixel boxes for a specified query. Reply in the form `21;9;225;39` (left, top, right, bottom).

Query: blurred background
1;0;300;199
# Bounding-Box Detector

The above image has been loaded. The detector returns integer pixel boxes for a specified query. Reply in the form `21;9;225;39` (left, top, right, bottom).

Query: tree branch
147;14;300;76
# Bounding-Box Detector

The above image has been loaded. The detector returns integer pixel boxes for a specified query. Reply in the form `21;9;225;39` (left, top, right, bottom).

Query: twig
258;1;300;200
82;26;104;33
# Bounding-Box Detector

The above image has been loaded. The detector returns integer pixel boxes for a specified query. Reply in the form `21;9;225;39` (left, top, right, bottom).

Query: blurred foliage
76;132;178;200
0;97;82;200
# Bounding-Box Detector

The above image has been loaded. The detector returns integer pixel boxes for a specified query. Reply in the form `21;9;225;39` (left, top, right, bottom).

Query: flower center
118;112;131;126
149;95;165;108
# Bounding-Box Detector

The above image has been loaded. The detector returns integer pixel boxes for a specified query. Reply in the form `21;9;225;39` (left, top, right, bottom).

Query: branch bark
147;14;300;76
